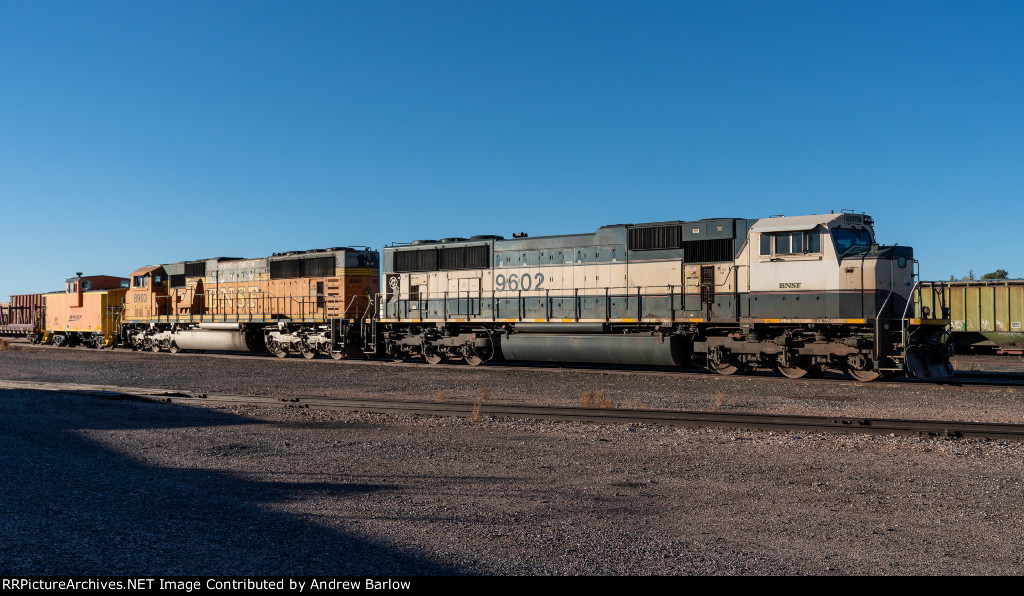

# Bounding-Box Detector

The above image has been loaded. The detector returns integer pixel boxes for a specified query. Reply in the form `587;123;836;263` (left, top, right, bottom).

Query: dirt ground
2;346;1024;575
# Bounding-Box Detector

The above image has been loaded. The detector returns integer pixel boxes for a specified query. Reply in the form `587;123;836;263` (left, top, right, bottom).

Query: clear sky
2;0;1022;298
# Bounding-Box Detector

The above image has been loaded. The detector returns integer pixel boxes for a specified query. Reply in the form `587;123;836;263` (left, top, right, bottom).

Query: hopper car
918;279;1024;354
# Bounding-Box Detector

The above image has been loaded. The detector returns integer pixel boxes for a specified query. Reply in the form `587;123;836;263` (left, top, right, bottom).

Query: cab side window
761;229;822;257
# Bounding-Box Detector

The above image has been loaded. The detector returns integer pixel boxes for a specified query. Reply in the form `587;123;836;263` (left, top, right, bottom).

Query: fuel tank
171;329;260;352
500;333;682;366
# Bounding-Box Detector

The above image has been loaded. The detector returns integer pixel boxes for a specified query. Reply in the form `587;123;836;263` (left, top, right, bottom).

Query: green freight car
918;280;1024;354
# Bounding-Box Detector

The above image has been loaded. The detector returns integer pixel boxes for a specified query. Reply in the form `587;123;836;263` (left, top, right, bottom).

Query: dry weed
432;390;448;403
581;388;615;409
471;387;490;421
712;389;726;411
0;339;8;351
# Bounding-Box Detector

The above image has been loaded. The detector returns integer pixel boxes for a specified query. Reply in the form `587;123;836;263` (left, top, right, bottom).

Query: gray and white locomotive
372;211;951;380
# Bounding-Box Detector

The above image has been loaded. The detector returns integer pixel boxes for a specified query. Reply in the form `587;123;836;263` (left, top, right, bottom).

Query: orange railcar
43;275;129;347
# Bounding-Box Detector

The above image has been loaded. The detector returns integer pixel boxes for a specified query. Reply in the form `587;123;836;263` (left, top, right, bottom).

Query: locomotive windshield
832;227;873;255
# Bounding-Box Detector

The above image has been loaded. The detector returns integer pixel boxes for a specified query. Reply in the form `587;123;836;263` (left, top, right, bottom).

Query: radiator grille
393;249;439;273
628;225;682;251
683;239;733;263
185;262;206;277
439;245;489;270
270;256;336;279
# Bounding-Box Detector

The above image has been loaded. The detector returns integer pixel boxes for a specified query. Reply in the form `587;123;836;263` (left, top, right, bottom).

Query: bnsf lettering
779;282;802;289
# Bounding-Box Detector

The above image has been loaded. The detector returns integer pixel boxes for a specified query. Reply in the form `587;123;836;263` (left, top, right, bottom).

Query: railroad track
9;341;1024;389
3;379;1023;442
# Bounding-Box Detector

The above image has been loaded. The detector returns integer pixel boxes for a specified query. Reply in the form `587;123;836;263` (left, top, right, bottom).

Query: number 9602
494;273;544;291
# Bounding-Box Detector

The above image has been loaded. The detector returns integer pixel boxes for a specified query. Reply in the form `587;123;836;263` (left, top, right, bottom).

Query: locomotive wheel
329;350;344;360
847;366;881;382
778;356;812;379
150;341;160;353
707;346;740;375
424;352;443;365
52;334;65;347
168;343;180;354
300;345;316;359
269;341;288;358
711;360;740;375
463;345;492;366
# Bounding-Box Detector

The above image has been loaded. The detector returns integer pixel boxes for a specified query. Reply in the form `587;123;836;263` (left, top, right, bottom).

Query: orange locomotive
120;247;379;357
43;274;129;348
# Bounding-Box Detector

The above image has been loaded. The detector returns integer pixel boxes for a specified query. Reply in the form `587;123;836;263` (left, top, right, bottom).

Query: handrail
381;284;706;322
901;280;919;321
132;285;363;324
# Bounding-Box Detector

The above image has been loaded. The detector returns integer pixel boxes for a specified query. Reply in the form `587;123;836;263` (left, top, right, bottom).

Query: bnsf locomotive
23;211;951;380
376;211;950;380
119;247;379;358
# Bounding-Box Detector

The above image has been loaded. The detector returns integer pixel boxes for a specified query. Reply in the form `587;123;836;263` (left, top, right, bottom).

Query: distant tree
949;270;976;281
982;269;1009;279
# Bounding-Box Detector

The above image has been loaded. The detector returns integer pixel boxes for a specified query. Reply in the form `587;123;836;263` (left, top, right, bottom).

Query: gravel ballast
2;347;1024;575
1;345;1023;423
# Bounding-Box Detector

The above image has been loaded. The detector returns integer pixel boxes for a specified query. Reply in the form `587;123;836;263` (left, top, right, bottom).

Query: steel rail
3;380;1023;442
8;341;1024;389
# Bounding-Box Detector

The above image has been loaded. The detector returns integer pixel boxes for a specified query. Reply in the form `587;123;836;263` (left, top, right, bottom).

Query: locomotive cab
743;212;949;379
748;213;912;320
125;266;169;319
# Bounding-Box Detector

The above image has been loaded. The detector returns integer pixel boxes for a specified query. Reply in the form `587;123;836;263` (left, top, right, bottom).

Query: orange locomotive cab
125;266;170;320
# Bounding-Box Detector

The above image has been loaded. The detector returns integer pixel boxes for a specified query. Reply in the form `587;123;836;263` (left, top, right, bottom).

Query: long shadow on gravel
0;389;464;575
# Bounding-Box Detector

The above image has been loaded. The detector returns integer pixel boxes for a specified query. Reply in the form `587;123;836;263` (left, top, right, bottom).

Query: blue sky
2;0;1022;297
